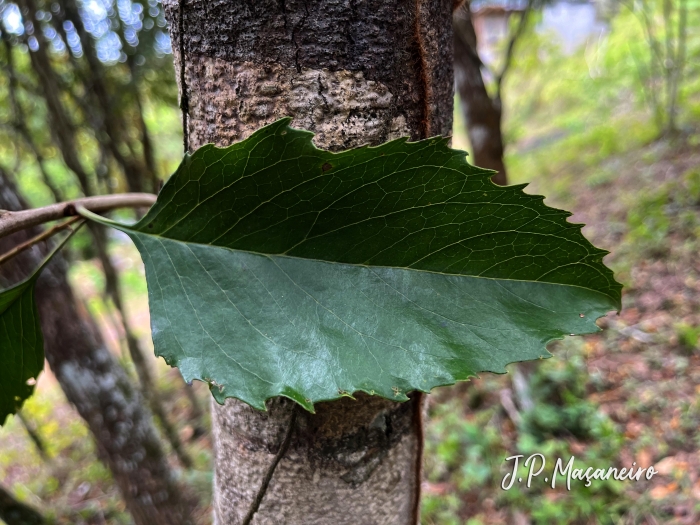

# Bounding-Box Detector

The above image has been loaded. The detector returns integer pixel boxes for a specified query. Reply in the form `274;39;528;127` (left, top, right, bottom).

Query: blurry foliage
503;8;699;192
519;355;618;443
427;5;700;525
423;342;627;525
1;387;131;523
620;0;699;135
674;322;700;353
0;0;194;520
0;0;182;208
622;166;700;259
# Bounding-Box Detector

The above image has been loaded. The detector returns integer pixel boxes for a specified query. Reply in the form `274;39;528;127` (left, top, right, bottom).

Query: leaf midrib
128;227;619;305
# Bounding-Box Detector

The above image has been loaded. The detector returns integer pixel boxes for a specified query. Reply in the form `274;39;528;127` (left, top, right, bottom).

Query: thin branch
639;3;665;128
130;72;159;192
494;0;536;103
241;405;297;525
1;32;64;202
17;0;93;195
499;388;522;425
182;381;206;436
0;193;156;238
93;233;195;469
667;0;687;132
628;41;658;120
638;3;664;68
0;216;82;265
17;411;50;461
662;0;675;131
62;0;148;193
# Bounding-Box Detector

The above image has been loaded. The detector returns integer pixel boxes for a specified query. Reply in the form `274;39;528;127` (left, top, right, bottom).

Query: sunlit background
0;0;698;523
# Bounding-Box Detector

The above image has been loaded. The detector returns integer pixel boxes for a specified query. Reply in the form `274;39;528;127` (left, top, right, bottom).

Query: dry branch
0;193;156;238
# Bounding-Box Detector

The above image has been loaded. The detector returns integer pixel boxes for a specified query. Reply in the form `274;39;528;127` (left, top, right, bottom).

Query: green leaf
0;230;79;425
0;278;43;424
84;118;621;412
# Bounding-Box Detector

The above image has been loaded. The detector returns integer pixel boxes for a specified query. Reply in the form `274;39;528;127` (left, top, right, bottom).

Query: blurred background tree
621;0;690;136
453;0;539;186
0;0;202;522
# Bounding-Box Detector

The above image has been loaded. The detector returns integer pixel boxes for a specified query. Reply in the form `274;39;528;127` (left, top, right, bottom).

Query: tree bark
163;1;453;523
453;3;508;185
0;174;195;525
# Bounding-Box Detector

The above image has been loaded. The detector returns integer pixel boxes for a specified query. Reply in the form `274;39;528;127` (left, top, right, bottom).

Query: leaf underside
89;118;621;412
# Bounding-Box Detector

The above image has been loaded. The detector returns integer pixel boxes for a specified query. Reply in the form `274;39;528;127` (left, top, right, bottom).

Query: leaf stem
0;216;82;266
241;405;297;525
0;193;156;239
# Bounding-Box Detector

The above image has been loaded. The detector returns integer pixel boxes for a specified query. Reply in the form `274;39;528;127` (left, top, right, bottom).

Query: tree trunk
453;3;508;185
163;1;453;523
16;0;194;465
0;174;195;525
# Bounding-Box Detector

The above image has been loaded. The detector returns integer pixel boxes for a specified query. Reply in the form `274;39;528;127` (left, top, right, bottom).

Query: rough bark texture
163;1;453;523
164;0;452;151
213;394;424;524
0;174;195;525
453;3;508;185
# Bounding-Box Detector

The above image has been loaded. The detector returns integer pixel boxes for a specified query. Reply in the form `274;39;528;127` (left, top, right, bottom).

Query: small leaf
84;118;621;412
0;279;43;424
0;230;77;424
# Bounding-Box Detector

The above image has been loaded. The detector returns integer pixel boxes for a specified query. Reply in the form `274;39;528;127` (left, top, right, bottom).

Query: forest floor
421;134;700;524
1;131;699;525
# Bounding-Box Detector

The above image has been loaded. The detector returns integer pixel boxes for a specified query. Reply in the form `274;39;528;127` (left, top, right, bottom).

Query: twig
0;193;156;239
636;1;666;129
0;216;81;266
511;365;534;413
17;0;93;195
182;380;206;437
499;388;522;425
612;321;656;344
667;0;687;133
16;411;50;462
494;0;536;103
1;33;64;203
110;288;195;469
126;55;159;193
241;405;297;525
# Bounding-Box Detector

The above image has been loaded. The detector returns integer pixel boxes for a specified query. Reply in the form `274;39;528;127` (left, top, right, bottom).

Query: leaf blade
0;227;80;424
86;118;621;411
132;234;614;411
0;278;43;424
